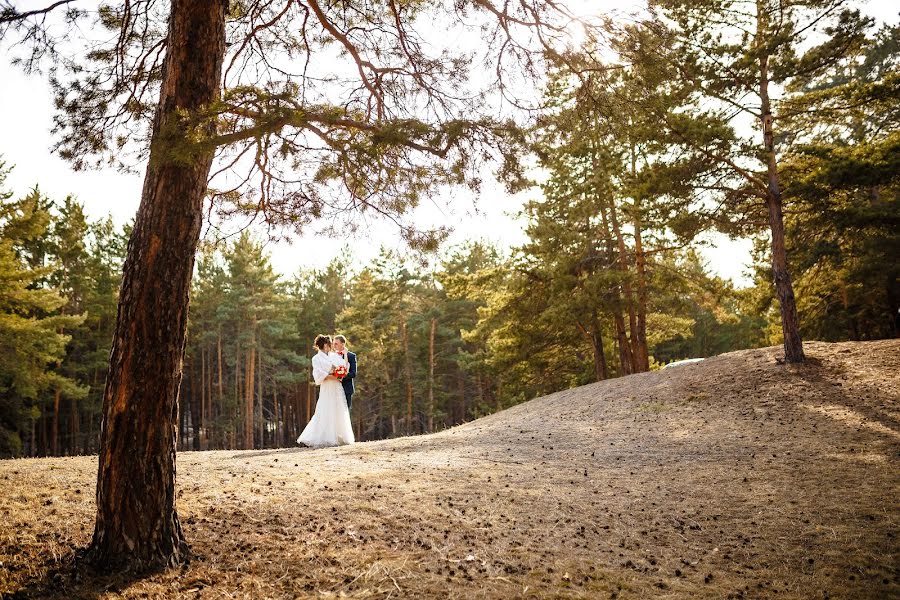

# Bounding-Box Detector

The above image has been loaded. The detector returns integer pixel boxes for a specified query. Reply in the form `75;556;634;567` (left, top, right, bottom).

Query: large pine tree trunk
88;0;226;570
759;48;804;364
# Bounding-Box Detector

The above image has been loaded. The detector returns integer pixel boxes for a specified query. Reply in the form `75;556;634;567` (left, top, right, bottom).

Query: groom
333;335;357;410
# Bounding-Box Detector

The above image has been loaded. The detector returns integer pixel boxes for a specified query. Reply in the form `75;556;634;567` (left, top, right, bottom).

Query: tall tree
3;0;574;569
86;1;227;569
0;170;85;457
619;0;875;362
774;22;900;341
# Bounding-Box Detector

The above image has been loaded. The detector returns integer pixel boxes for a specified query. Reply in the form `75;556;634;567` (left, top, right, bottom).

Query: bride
298;334;355;448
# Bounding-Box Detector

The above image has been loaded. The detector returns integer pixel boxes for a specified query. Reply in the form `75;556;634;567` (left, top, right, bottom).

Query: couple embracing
297;334;357;448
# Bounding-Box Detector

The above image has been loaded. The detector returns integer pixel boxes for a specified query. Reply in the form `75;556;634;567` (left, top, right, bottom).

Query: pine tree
0;168;85;457
619;0;876;362
775;22;900;340
2;0;577;568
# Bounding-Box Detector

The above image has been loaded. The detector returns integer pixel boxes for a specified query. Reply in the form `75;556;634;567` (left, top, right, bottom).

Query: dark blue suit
340;351;357;410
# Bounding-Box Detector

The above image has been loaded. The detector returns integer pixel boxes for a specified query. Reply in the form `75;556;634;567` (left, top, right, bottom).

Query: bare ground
1;340;898;599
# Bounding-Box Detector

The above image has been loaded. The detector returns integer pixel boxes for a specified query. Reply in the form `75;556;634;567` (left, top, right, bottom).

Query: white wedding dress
297;351;355;448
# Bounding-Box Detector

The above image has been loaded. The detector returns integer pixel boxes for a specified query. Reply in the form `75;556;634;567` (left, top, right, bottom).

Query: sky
0;1;896;285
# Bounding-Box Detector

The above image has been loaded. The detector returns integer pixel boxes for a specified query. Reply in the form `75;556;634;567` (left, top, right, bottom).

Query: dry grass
1;340;898;599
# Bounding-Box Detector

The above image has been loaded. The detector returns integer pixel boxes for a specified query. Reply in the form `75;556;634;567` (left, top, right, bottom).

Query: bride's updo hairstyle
314;334;331;350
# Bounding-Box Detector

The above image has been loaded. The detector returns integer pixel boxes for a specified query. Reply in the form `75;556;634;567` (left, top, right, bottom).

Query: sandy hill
1;340;898;599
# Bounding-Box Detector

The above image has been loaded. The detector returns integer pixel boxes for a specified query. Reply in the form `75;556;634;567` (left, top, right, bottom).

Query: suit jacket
340;351;357;397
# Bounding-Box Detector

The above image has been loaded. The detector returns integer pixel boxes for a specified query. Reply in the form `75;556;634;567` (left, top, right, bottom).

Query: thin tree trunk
52;389;60;456
427;316;436;433
244;330;256;450
758;5;804;364
87;373;96;454
217;325;224;427
598;201;634;375
257;345;264;448
200;345;206;449
272;376;280;446
189;358;201;451
401;321;414;434
235;337;241;445
40;408;47;456
456;366;466;424
88;0;227;570
476;373;485;408
179;371;188;451
70;394;80;456
607;196;641;372
631;192;650;372
590;309;609;381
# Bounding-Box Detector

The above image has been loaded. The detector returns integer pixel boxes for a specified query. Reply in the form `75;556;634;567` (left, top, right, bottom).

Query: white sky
0;1;895;286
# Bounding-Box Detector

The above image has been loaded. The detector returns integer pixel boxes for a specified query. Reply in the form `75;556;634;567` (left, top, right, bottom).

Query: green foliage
0;166;92;457
1;2;894;456
763;22;900;341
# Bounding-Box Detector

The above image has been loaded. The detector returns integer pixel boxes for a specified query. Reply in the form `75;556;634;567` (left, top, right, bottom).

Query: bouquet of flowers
333;364;349;379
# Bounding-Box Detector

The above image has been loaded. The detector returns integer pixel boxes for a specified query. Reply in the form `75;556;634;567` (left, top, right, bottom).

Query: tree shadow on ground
795;354;900;439
6;549;178;600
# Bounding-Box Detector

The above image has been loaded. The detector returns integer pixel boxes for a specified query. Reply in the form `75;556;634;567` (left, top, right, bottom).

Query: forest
0;3;896;460
1;175;764;456
0;0;897;590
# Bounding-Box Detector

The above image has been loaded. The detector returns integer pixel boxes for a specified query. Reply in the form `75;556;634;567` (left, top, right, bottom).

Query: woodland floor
1;340;898;599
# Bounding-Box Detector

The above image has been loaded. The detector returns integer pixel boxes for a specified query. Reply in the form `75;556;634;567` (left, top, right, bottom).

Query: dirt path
1;340;898;599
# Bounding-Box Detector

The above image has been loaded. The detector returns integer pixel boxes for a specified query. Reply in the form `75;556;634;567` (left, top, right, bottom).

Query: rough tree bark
87;0;227;570
758;18;804;364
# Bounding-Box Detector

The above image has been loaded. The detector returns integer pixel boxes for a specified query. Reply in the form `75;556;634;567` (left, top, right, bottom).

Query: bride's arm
312;356;333;385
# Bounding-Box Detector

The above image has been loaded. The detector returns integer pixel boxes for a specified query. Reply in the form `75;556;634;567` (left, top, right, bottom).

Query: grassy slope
1;340;898;599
